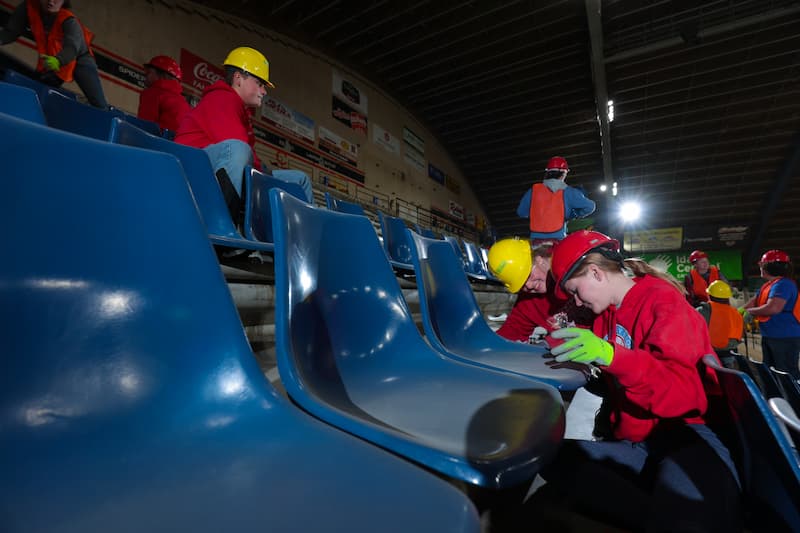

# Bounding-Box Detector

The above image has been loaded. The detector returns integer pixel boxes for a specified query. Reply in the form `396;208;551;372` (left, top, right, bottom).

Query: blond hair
569;253;687;296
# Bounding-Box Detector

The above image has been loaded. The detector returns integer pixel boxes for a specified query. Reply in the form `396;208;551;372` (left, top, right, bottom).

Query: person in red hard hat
683;250;729;307
741;249;800;380
516;156;595;244
525;230;741;532
137;55;190;133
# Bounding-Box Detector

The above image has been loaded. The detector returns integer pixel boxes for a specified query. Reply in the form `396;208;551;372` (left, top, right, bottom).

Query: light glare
619;201;642;222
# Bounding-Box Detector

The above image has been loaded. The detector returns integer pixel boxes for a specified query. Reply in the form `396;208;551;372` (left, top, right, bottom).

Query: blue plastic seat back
750;358;785;399
3;68;77;101
109;118;269;250
771;367;800;414
243;165;308;245
705;356;800;530
444;235;465;262
462;241;491;277
0;82;46;124
0;113;481;533
407;230;587;391
324;191;366;216
109;107;161;136
378;211;414;267
270;189;566;488
40;88;114;140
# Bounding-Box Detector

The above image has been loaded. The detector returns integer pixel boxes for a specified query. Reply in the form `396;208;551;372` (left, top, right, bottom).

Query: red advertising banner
180;48;225;91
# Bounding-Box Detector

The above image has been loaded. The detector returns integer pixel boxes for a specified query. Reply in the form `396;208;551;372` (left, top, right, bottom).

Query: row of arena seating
3;68;166;138
732;352;800;442
2;75;800;531
324;191;500;283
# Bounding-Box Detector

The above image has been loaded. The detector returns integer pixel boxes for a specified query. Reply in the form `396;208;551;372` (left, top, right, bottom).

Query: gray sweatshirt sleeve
55;16;87;65
0;3;27;45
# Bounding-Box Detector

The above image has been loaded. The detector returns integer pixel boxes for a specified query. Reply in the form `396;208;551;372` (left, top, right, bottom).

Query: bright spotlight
619;201;642;223
599;184;608;192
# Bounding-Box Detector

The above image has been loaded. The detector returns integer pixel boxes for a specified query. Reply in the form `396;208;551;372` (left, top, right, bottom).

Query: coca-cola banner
180;48;225;91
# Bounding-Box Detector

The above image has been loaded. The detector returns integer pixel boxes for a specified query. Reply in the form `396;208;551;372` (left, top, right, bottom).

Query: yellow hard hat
223;46;275;88
706;280;732;299
488;238;532;293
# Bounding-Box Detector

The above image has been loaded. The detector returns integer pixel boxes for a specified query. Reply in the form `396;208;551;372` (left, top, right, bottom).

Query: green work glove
549;327;615;366
41;55;60;71
737;307;753;323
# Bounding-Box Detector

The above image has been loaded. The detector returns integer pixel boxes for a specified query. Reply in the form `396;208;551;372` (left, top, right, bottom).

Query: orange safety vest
690;266;720;303
528;183;565;233
27;0;94;83
755;277;800;324
707;301;743;350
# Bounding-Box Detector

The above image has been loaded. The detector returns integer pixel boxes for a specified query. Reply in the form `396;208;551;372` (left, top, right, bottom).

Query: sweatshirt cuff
607;345;644;386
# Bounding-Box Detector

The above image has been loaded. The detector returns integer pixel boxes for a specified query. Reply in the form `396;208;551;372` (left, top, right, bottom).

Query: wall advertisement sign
641;249;743;281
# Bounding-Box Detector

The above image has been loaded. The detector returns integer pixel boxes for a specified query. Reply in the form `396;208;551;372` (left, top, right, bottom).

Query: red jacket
594;275;720;443
496;290;565;342
175;80;262;168
137;78;191;132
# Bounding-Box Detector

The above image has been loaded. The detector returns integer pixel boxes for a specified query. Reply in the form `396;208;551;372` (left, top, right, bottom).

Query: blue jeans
271;168;314;205
203;140;315;204
203;139;252;197
536;423;742;532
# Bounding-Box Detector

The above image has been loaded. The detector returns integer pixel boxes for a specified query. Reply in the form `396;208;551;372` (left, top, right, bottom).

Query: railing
315;173;480;243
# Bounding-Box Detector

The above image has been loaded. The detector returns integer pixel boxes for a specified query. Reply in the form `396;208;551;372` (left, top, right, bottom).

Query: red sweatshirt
175;80;261;168
594;275;721;443
496;290;565;342
137;78;191;132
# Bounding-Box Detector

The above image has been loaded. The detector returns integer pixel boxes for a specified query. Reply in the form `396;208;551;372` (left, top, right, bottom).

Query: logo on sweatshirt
615;325;632;348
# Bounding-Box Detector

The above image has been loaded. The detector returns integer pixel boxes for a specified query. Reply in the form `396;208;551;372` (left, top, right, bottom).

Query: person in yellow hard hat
487;238;588;342
696;280;743;368
175;46;313;204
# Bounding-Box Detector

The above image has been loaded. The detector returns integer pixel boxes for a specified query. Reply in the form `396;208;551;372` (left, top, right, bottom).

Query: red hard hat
145;55;182;80
689;250;708;264
545;156;569;172
551;230;620;299
760;249;790;264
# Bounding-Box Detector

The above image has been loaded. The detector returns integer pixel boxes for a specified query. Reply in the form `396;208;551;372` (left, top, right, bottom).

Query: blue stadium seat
378;210;415;270
462;240;491;280
704;355;800;531
270;189;565;489
771;366;800;415
750;358;785;399
769;398;800;445
0;81;45;124
324;191;367;215
109;118;272;251
109;106;161;136
0;113;481;533
40;88;114;140
243;165;309;246
414;224;440;240
3;68;77;101
407;230;587;391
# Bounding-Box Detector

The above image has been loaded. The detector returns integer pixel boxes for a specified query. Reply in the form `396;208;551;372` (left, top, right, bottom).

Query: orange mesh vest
528;183;565;233
707;301;743;349
27;1;94;83
690;266;720;303
755;277;800;323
